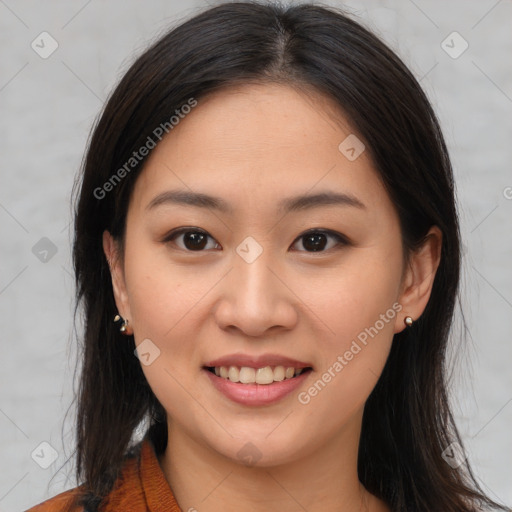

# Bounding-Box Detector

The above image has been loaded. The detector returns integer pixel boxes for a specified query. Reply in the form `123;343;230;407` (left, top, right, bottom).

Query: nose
213;245;298;338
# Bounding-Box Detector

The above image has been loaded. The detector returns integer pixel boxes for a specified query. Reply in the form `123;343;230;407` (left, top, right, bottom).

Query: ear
394;226;442;333
103;230;133;335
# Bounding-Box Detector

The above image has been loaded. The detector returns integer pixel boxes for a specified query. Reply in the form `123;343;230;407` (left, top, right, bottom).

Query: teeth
228;366;240;383
212;365;307;385
239;367;256;383
273;366;285;381
285;367;295;379
256;366;274;384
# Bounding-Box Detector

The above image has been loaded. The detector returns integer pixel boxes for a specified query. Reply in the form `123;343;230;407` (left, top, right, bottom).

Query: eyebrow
145;189;366;214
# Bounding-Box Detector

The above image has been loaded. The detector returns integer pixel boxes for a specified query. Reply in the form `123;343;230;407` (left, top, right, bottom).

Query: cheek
122;236;203;361
298;253;400;411
121;243;209;415
307;251;401;344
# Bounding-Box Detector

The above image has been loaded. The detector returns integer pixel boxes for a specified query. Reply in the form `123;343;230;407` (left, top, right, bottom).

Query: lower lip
203;368;311;406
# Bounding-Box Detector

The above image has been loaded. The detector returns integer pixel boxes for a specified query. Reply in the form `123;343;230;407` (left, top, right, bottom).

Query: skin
103;83;442;512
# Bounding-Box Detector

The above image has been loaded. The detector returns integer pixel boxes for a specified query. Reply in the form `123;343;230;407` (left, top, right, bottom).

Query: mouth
202;354;314;405
202;364;313;406
203;365;313;385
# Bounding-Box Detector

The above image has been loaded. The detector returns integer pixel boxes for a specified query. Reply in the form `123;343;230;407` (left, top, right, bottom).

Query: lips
203;365;312;406
202;353;313;405
203;353;313;370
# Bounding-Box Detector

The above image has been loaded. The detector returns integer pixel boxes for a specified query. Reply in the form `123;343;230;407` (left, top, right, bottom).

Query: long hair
68;2;508;510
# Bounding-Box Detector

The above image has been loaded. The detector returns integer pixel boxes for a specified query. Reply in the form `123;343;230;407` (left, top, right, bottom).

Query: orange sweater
26;438;182;511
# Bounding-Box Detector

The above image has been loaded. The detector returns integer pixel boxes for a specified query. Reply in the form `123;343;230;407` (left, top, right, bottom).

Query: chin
203;427;307;468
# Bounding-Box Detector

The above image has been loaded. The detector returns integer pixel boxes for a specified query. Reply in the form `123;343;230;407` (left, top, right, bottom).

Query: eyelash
162;227;349;253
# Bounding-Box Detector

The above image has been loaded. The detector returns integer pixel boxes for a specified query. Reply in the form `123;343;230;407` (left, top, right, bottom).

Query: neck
157;410;389;512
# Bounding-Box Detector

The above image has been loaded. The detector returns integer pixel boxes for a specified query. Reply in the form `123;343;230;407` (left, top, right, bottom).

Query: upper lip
204;353;313;370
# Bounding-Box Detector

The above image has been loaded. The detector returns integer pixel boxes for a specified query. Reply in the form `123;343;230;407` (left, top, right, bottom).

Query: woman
26;2;509;511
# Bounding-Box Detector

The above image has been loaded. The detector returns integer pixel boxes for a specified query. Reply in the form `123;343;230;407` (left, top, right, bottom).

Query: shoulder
25;486;85;512
25;439;154;512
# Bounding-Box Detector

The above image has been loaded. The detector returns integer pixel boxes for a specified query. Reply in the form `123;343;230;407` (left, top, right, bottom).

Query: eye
163;228;221;252
163;227;348;253
290;229;348;253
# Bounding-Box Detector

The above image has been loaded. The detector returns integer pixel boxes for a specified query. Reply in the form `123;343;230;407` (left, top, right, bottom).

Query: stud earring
114;314;129;333
404;316;414;328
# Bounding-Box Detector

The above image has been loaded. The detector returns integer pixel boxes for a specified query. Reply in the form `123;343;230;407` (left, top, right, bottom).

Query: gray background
1;0;511;510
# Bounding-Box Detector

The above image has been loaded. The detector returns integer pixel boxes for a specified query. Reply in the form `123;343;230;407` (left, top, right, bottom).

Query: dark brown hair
62;1;508;511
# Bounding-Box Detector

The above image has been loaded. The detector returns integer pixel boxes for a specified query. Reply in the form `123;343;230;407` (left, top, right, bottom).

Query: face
105;83;436;466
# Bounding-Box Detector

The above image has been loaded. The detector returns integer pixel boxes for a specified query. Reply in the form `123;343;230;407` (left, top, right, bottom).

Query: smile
206;365;312;385
203;366;313;406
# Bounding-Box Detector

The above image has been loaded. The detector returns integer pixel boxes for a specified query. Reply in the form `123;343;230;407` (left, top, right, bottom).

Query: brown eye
165;228;220;251
164;228;348;253
291;229;348;253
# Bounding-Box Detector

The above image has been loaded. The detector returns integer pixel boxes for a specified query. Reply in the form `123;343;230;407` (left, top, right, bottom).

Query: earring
113;314;129;333
404;316;414;328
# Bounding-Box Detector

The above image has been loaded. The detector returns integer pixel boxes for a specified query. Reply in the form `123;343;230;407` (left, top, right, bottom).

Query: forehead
130;83;392;219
